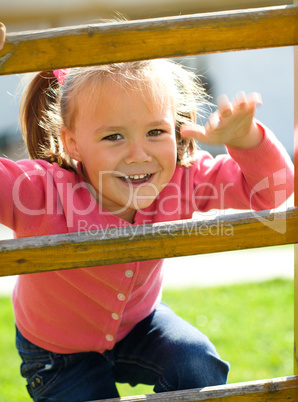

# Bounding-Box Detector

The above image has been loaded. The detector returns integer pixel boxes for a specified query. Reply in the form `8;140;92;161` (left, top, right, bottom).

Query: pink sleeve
0;159;47;231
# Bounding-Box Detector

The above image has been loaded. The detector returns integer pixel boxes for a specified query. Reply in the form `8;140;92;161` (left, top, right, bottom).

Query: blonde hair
20;59;208;169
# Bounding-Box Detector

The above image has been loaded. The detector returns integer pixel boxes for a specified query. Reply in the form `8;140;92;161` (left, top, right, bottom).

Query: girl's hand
181;92;263;149
0;23;6;51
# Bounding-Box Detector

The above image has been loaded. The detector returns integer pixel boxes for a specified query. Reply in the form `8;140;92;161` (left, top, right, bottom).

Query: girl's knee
179;341;229;387
155;334;230;391
189;349;230;387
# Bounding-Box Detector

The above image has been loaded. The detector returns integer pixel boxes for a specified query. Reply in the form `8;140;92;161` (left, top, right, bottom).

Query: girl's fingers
217;92;262;113
233;91;248;110
0;23;6;51
207;112;220;132
180;123;208;141
247;92;262;106
233;91;262;110
181;91;262;145
217;94;232;118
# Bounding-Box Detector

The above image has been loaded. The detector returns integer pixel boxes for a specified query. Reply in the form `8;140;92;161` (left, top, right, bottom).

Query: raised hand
181;92;263;149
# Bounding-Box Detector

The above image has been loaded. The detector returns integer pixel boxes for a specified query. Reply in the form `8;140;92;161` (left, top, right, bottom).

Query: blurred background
0;0;295;291
0;5;295;397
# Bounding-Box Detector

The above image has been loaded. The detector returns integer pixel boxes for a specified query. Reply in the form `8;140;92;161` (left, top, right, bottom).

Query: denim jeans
16;302;229;401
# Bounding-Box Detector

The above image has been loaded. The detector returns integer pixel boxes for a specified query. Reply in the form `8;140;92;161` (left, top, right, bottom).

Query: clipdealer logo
250;168;288;234
11;167;290;235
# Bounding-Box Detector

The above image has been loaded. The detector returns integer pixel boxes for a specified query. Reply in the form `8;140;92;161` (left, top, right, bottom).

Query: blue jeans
16;302;229;401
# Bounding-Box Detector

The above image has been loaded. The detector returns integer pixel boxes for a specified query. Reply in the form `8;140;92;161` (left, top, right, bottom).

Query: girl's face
62;81;177;223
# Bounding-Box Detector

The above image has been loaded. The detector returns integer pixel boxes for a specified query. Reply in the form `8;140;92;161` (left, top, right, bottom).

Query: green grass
0;279;294;401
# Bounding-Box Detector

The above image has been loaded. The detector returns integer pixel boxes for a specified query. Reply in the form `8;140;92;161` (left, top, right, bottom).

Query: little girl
0;26;294;401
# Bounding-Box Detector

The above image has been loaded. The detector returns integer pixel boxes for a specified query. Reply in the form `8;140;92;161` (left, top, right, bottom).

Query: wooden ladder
1;3;298;401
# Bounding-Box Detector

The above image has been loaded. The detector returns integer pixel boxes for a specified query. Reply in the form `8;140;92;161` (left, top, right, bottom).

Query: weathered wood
0;5;297;75
1;0;290;26
0;208;297;277
94;376;298;401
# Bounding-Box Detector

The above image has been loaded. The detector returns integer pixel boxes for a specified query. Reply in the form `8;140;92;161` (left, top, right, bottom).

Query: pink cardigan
0;124;294;354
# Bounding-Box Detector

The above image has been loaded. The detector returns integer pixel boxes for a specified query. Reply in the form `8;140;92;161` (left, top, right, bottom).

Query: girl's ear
61;126;82;162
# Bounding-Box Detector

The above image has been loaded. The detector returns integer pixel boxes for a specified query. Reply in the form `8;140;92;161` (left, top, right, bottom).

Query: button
117;293;125;301
125;270;134;278
56;171;64;179
106;334;114;342
111;313;119;320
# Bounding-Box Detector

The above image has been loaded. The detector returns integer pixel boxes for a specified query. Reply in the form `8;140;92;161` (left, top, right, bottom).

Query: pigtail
19;71;71;168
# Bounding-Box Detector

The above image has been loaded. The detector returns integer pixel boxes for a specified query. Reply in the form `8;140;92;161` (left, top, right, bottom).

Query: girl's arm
0;159;47;232
180;92;294;212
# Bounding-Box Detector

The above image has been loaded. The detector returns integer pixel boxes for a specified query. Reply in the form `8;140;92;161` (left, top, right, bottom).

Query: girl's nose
124;141;152;164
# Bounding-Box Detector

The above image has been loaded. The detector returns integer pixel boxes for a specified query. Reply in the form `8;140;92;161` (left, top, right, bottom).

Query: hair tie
53;69;68;85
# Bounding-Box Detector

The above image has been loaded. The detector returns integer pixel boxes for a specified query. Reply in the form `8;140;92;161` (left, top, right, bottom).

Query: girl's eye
102;133;122;141
147;129;163;137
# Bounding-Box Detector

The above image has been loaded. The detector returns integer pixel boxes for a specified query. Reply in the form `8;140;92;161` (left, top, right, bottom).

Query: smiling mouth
119;174;152;184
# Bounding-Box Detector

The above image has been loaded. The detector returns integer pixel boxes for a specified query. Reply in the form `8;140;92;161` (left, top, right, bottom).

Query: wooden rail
96;376;298;401
0;208;297;276
0;5;297;75
1;0;292;26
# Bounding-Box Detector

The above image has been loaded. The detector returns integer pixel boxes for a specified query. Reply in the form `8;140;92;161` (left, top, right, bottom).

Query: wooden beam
0;208;297;277
0;5;297;75
95;376;298;401
1;1;291;27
